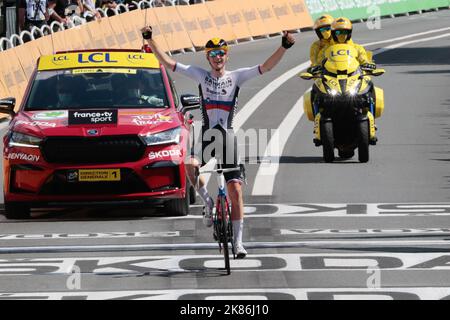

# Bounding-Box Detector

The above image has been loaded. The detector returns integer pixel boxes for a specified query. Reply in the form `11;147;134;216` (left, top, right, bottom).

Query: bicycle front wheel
219;196;231;275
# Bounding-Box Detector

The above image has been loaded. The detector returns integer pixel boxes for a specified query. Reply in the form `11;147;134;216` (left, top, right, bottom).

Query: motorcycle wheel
357;120;370;163
321;121;335;163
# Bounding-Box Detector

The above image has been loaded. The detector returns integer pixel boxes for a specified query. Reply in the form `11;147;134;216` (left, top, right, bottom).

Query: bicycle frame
199;164;240;275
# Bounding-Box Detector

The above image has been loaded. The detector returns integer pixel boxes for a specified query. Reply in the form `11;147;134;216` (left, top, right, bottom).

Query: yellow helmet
313;14;333;40
331;17;353;43
205;38;228;53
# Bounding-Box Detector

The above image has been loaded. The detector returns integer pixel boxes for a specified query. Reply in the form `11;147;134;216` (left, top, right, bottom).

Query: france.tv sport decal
68;110;118;125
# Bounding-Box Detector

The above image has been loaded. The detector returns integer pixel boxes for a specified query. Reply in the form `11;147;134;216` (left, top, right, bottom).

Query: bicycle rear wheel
219;195;231;275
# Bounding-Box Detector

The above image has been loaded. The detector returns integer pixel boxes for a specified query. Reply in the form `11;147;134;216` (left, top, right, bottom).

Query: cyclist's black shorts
191;125;245;184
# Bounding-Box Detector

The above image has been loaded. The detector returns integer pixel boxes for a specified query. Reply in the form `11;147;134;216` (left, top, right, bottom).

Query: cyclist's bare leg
185;157;205;190
227;180;247;257
227;181;244;221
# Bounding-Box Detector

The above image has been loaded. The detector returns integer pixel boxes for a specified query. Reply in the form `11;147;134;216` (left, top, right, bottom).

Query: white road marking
362;26;450;47
165;203;450;218
252;96;304;195
1;287;450;300
281;228;450;235
251;29;450;195
1;252;450;274
0;231;180;241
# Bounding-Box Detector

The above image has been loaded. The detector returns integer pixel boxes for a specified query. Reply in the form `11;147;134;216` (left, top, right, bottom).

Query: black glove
282;34;294;49
307;66;322;74
361;63;376;71
142;27;152;40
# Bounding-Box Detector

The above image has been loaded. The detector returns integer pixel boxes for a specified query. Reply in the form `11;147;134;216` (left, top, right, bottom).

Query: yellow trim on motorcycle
374;86;384;118
304;91;314;121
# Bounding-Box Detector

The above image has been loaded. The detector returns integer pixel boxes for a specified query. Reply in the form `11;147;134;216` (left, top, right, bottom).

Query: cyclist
308;14;334;75
141;26;295;259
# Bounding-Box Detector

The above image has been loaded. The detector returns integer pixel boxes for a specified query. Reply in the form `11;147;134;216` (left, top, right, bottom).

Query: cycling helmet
331;17;353;43
313;14;334;40
205;38;228;53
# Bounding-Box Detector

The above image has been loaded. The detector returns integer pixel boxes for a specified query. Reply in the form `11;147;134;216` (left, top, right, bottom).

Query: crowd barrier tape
305;0;449;21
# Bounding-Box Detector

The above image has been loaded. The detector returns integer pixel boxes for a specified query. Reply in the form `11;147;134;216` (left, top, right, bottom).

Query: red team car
0;49;199;219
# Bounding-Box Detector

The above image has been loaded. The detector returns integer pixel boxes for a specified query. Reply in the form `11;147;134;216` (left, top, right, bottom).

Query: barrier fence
1;0;449;109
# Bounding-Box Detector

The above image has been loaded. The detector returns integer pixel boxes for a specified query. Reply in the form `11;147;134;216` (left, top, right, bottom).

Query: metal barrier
0;0;192;51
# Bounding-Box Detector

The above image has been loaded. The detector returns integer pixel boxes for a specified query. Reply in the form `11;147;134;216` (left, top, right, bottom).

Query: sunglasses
208;49;227;58
319;26;331;32
335;30;350;35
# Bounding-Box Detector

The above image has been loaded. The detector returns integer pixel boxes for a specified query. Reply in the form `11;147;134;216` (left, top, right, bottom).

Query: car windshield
24;68;169;110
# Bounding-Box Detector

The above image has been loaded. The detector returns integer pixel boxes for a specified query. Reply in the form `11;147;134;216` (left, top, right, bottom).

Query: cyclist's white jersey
173;63;262;129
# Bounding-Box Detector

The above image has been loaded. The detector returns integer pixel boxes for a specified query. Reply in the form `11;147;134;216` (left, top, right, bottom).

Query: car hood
12;109;181;137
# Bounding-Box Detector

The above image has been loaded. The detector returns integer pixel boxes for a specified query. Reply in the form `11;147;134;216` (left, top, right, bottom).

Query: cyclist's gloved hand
281;31;295;49
141;26;153;40
361;63;376;71
307;66;322;74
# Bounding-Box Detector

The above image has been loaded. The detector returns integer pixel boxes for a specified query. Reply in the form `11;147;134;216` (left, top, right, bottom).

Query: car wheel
4;202;31;219
164;180;190;216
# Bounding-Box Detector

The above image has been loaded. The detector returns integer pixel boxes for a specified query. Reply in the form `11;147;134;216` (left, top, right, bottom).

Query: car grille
39;169;150;195
41;136;145;164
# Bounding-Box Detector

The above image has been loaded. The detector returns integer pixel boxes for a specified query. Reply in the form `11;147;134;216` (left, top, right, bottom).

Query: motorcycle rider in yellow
314;17;378;158
317;17;376;71
308;14;334;75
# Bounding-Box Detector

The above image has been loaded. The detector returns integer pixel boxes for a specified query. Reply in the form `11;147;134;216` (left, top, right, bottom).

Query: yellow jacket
310;38;332;67
317;39;371;66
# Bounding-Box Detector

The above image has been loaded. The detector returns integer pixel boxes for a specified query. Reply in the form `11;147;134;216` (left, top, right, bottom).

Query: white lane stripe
252;96;304;195
362;26;450;47
1;288;450;300
373;32;450;55
1;239;450;254
251;30;450;196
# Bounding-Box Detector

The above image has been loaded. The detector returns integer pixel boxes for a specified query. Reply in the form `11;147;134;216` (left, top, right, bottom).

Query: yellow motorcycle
300;44;385;163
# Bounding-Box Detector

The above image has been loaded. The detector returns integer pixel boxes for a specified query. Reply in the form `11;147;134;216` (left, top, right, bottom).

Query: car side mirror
0;97;16;116
180;94;200;113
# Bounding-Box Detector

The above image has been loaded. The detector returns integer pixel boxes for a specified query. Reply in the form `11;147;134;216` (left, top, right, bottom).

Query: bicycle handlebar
199;167;241;174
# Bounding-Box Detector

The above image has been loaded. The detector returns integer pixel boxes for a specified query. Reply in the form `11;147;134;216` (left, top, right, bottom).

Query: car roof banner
38;52;160;71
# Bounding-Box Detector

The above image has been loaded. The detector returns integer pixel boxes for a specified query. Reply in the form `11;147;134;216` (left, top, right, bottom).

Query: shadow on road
375;47;450;66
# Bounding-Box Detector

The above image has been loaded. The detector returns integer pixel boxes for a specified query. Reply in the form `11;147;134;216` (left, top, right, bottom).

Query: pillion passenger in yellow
308;14;334;75
318;17;376;71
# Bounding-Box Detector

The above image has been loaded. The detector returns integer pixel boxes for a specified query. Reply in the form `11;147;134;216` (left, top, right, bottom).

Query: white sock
232;219;244;245
198;186;210;205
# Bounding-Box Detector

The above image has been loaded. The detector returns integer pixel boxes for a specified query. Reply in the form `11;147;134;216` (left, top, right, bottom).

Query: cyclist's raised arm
259;31;295;74
141;26;177;71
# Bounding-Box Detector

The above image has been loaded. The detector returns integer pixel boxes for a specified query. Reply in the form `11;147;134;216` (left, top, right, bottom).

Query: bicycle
199;164;241;275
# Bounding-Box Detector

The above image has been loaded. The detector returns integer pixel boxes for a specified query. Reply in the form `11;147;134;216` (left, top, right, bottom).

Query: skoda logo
87;129;99;136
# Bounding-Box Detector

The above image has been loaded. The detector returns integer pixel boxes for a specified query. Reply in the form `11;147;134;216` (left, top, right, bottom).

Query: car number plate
78;169;121;182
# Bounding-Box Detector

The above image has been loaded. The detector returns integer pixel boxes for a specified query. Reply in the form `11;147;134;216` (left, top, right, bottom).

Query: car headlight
141;127;181;146
9;132;42;148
